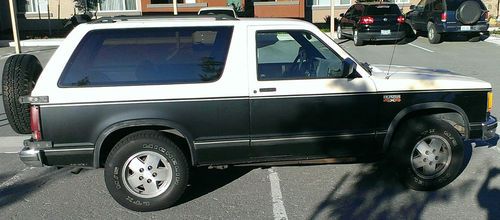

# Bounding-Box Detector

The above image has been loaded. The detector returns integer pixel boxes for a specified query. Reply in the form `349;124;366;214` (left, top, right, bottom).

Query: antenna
385;8;404;79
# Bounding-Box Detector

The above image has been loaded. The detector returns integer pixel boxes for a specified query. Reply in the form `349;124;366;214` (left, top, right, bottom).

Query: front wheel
337;26;345;39
391;117;466;191
104;130;189;211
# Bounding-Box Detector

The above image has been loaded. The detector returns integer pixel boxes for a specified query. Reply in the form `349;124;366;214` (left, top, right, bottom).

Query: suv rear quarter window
59;27;233;87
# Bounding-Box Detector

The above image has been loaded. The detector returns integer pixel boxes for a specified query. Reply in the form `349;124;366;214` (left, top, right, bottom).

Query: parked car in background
337;3;408;46
198;6;237;18
405;0;489;44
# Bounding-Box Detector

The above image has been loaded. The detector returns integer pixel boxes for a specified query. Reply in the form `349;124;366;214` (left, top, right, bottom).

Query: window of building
17;0;48;13
256;31;344;80
310;0;352;6
150;0;185;4
59;27;234;87
99;0;137;11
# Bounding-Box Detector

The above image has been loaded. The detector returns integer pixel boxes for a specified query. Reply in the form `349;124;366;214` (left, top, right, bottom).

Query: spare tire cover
456;1;482;25
2;54;42;134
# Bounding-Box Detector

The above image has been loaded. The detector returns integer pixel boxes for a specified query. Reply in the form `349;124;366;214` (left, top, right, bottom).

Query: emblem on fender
383;94;401;103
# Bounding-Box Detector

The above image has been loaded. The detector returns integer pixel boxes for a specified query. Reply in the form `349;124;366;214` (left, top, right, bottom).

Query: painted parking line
0;136;30;153
268;168;288;220
408;43;435;53
485;36;500;46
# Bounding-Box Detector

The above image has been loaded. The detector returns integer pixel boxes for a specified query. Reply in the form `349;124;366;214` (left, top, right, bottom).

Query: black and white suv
2;15;497;211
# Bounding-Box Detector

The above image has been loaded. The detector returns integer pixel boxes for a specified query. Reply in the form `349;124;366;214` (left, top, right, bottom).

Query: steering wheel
286;47;307;77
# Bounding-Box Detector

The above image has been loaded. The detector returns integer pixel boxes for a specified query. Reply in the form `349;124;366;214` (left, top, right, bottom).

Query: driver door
248;27;379;160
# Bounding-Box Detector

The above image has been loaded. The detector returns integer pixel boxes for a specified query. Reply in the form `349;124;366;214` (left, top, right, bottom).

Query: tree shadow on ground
175;167;254;206
310;160;475;220
478;167;500;220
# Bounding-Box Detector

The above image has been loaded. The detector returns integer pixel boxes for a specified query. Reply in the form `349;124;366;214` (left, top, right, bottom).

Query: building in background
253;0;306;18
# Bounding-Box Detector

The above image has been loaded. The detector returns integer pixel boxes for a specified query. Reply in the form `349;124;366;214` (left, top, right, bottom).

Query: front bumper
472;115;499;147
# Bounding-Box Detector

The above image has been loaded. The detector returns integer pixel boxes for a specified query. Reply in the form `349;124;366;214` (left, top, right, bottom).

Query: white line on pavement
408;43;435;53
0;136;30;153
268;168;288;220
485;36;500;46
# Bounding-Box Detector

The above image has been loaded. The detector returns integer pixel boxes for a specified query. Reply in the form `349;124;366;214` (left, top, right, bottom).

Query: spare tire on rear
456;0;482;25
2;54;42;134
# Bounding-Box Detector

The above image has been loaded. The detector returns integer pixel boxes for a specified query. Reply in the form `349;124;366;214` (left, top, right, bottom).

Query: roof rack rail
90;14;238;24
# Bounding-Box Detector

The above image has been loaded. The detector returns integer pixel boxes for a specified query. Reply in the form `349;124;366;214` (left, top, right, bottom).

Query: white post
330;0;335;38
173;0;178;15
8;0;21;54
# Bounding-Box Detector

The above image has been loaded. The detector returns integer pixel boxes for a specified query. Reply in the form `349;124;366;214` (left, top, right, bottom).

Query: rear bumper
357;31;406;41
436;22;489;33
19;139;94;167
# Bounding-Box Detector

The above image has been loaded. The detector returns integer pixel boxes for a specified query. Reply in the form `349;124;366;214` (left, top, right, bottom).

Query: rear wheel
427;22;442;44
2;54;42;134
337;26;345;39
353;30;364;46
391;117;466;191
104;130;189;211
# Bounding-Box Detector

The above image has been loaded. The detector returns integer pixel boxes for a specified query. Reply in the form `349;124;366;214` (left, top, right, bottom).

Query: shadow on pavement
175;167;254;206
0;167;76;209
478;167;500;220
310;160;475;220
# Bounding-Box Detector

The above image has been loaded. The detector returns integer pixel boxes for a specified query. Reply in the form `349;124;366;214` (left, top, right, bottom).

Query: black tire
2;54;42;134
427;22;442;44
104;130;189;211
456;1;482;25
337;26;345;39
391;117;466;191
353;30;364;46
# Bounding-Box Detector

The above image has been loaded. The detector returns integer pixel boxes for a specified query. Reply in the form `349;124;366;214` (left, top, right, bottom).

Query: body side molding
382;102;470;151
93;119;196;168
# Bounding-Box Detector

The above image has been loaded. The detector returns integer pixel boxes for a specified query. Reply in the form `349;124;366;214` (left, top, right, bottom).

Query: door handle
259;88;276;92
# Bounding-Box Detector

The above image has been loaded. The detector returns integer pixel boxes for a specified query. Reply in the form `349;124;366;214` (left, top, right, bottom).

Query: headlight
487;92;493;112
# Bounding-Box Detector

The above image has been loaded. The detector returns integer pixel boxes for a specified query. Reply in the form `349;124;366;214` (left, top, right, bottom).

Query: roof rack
90;14;238;24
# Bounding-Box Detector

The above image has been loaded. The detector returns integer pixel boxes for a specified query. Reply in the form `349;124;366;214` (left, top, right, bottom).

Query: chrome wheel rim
354;31;358;44
428;27;434;40
337;27;342;38
122;151;173;198
410;135;452;179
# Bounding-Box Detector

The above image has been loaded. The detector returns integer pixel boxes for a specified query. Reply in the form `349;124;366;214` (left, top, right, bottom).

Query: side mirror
341;58;356;78
339;13;344;17
409;5;415;10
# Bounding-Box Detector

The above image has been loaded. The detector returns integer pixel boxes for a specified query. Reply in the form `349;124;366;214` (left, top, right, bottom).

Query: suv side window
416;0;426;10
256;31;343;80
345;6;354;17
59;27;233;87
433;0;443;11
353;4;364;17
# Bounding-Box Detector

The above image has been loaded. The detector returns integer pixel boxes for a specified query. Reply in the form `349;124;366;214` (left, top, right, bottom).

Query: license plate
381;30;391;35
461;26;471;31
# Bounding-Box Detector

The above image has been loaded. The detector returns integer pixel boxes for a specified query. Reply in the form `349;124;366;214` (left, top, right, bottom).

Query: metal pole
8;0;21;54
330;0;335;38
47;3;52;36
173;0;178;15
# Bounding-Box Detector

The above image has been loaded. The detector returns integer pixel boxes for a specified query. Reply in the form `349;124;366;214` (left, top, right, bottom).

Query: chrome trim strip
40;88;490;107
252;133;374;143
44;148;94;153
194;140;250;145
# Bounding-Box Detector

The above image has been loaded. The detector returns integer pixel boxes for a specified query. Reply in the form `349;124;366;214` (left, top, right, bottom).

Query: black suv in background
337;3;408;46
406;0;489;44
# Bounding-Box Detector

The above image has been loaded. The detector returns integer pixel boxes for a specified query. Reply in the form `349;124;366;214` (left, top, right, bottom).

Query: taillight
441;12;447;22
359;16;374;25
397;15;405;24
30;105;42;141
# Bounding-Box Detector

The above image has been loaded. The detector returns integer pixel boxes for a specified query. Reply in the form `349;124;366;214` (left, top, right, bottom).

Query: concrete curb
8;39;64;47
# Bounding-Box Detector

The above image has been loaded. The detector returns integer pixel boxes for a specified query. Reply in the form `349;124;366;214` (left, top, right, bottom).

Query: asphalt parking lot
0;35;500;219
